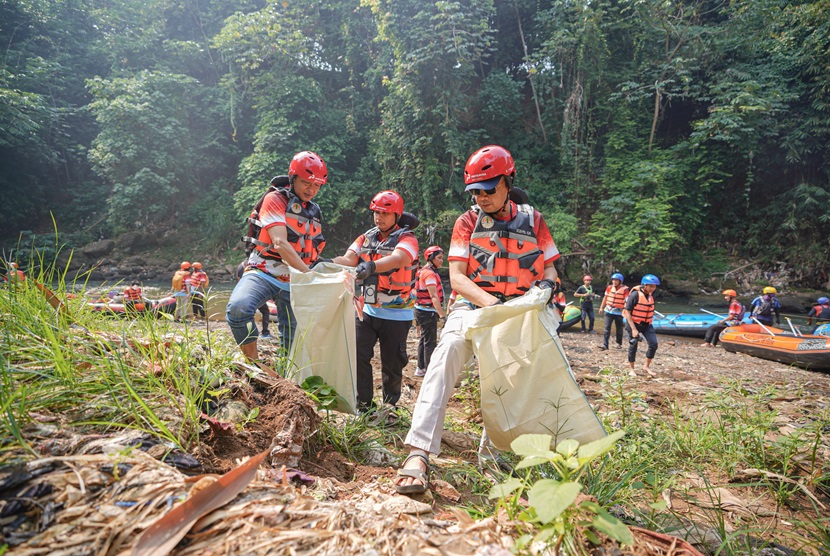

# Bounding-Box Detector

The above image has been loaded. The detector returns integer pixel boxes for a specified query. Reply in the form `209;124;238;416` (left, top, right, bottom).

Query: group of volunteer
225;145;572;494
170;261;209;321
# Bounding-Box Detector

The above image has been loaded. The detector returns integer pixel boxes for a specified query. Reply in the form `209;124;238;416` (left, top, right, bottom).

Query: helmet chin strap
378;214;399;235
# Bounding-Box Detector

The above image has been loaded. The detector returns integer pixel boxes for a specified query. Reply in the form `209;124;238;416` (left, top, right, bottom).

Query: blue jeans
226;271;295;351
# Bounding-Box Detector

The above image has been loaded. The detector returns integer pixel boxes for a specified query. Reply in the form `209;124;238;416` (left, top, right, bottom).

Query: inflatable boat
87;296;176;316
559;305;583;330
651;312;751;338
719;324;830;371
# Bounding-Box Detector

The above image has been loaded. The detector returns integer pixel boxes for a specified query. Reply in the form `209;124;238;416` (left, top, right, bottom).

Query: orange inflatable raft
719;324;830;371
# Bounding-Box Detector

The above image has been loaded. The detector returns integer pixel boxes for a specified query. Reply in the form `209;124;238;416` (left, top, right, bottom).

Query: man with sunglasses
395;144;560;495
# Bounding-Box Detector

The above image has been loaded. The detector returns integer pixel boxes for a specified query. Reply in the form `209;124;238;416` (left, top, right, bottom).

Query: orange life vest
465;205;545;299
359;226;417;297
415;265;444;308
629;286;655;325
189;271;209;290
245;187;325;265
123;287;143;301
813;304;830;321
603;284;628;309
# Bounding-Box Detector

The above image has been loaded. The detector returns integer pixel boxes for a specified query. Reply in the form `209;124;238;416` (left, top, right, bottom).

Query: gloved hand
354;260;377;281
538;278;559;303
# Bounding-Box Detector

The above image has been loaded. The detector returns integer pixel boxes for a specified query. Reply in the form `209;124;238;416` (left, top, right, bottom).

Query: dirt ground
4;316;829;555
193;317;830;553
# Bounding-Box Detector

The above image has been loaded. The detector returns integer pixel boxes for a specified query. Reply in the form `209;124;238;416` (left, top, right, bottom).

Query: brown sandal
395;453;430;495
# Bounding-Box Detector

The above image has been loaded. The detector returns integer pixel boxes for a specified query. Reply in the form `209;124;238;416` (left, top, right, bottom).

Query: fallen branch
737;468;826;511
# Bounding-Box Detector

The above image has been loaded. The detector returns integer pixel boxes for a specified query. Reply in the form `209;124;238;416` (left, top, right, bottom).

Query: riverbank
2;289;829;554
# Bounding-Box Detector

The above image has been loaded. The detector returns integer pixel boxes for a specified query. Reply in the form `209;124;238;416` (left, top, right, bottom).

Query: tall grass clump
590;373;830;554
1;247;241;458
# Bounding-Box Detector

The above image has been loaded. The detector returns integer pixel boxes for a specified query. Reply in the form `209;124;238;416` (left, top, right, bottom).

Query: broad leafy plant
489;431;632;553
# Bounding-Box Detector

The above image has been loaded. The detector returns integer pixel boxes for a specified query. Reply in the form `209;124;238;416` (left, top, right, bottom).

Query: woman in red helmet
414;246;446;377
333;190;419;419
395;145;560;495
227;151;328;359
574;274;598;333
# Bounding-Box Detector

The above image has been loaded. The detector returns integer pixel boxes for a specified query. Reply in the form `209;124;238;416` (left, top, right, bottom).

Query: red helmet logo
464;145;515;190
369;190;404;217
288;151;328;185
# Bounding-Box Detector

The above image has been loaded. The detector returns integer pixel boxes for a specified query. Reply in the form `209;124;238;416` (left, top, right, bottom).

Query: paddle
700;308;727;320
785;317;803;337
751;317;776;336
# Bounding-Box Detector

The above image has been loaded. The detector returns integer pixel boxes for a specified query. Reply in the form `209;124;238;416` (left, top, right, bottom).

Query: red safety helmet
722;289;737;297
193;262;202;270
180;261;191;270
424;246;443;261
583;275;593;281
464;145;515;191
288;151;328;185
369;190;404;217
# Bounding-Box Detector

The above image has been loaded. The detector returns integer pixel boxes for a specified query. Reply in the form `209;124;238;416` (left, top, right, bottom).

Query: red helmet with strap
424;246;443;261
369;190;404;217
464;145;515;191
193;262;202;270
180;261;191;270
288;151;328;185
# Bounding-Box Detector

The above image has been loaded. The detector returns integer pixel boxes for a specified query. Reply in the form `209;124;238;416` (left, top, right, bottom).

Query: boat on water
559;305;582;330
719;324;830;371
650;312;751;338
87;296;176;316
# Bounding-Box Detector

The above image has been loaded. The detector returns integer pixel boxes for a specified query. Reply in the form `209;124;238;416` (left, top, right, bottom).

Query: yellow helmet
762;286;777;295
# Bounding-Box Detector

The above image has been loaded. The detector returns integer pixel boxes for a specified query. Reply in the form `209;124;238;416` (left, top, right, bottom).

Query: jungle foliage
2;0;829;280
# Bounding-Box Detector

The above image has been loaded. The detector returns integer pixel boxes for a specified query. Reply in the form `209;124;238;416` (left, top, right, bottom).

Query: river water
87;281;818;330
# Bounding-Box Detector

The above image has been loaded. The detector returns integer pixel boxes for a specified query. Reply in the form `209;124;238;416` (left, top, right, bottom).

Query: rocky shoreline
58;237;827;314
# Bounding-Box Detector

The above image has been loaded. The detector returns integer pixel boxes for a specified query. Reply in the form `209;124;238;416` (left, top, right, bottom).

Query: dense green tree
3;0;830;283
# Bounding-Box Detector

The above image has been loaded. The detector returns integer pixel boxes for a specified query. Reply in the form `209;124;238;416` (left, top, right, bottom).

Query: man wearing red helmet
414;246;446;377
227;151;327;359
395;145;560;495
188;262;209;319
701;289;745;347
332;190;419;419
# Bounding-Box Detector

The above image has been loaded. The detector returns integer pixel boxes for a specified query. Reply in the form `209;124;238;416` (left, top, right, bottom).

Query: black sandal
395;453;430;495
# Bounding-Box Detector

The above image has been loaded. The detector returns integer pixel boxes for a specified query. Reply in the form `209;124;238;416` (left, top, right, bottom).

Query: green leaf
591;512;634;546
487;477;523;499
578;430;625;463
528;480;582;524
516;455;556;469
511;434;556;459
555;438;579;458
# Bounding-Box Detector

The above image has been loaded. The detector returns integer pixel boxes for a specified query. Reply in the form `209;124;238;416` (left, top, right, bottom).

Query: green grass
0;262;242;456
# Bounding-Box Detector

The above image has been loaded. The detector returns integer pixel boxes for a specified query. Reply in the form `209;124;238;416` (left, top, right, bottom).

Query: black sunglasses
470;185;499;196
